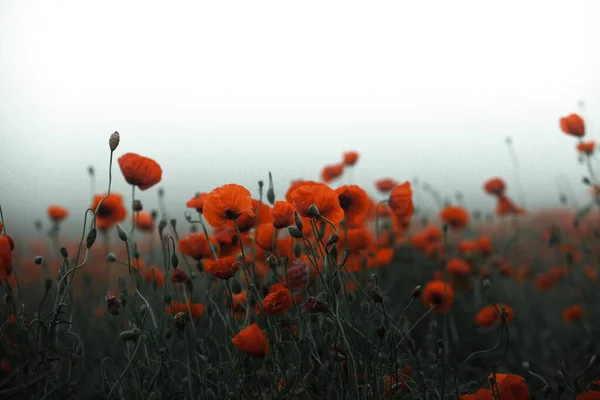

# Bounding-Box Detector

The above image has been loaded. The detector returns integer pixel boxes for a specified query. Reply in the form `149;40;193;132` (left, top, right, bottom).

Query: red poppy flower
285;180;319;203
577;141;596;155
207;256;239;279
477;236;492;256
271;201;295;229
440;206;469;230
232;323;268;357
165;300;205;319
342;228;373;252
562;304;583;322
388;182;414;220
488;373;530;400
475;304;513;327
496;196;525;217
186;192;209;213
135;211;154;231
375;178;399;193
447;258;471;276
457;241;478;257
142;267;165;286
90;193;127;230
229;199;271;232
262;283;293;316
0;235;14;278
374;248;394;268
48;205;69;222
383;364;411;398
560;113;585;137
483;177;506;197
117;153;162;190
179;233;215;260
336;185;370;226
343;151;359;166
422;280;455;313
255;223;275;251
203;184;254;227
290;182;345;223
321;163;345;183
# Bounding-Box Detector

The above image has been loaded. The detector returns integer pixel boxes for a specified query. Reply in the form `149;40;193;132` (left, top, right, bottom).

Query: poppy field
1;115;600;400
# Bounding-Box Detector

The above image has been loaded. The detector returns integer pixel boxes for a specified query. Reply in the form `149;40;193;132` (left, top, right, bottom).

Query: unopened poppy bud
288;226;303;239
158;187;165;197
522;361;530;370
411;285;422;298
105;291;121;316
294;211;303;231
151;210;158;220
86;228;97;249
3;293;10;303
376;326;385;340
294;243;302;258
171;253;179;268
267;188;275;205
88;165;95;176
482;279;491;290
60;247;68;259
158;219;167;232
34;256;43;265
133;200;143;212
116;224;128;242
258;180;264;191
303;297;330;313
184;211;192;222
107;252;117;262
583;177;591;185
327;244;338;262
308;204;321;218
109;131;120;151
119;328;141;342
326;234;339;246
170;218;177;228
266;255;278;269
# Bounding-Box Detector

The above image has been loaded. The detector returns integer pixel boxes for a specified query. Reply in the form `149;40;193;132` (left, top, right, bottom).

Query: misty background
1;0;599;239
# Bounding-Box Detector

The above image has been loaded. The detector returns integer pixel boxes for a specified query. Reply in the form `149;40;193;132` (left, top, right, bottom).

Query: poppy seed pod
133;200;143;212
109;131;120;151
115;224;128;242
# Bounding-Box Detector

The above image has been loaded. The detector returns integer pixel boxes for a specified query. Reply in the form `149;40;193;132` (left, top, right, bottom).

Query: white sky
1;0;599;237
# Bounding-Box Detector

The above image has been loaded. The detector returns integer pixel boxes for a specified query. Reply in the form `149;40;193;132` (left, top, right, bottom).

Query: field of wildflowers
1;114;600;399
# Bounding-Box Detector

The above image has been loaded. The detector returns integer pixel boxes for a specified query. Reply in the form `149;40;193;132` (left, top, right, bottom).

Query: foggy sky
1;0;599;239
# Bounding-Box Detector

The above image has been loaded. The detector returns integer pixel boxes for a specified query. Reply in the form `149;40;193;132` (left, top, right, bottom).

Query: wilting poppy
165;300;205;319
560;113;585;137
422;280;455;313
440;206;469;230
117;153;162;190
90;193;127;230
207;256;239;279
262;283;293;316
203;184;254;227
135;211;154;231
375;178;399;193
483;178;506;197
186;192;209;213
232;323;268;357
0;235;14;278
290;182;345;223
388;182;414;220
562;304;584;322
336;185;370;226
271;201;295;229
475;304;513;327
48;205;69;222
343;151;359;166
577;141;596;155
179;233;215;260
321;163;345;183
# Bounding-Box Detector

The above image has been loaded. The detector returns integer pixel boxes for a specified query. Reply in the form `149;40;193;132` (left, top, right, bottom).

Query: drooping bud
109;131;120;151
116;224;128;242
326;234;339;246
294;211;303;231
86;228;97;249
307;204;321;218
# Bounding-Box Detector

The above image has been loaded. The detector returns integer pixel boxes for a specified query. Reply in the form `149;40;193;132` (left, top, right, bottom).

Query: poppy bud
294;243;302;258
482;279;491;290
267;188;275;205
583;177;591;185
307;204;321;218
158;187;165;197
116;224;128;242
411;285;422;298
151;210;158;220
184;211;192;222
133;200;143;212
170;218;177;228
88;165;95;176
158;219;167;235
288;226;303;239
522;361;530;370
109;131;120;151
3;293;10;304
60;247;68;259
140;304;148;315
294;211;303;231
171;253;179;269
258;180;264;191
105;291;121;316
119;328;141;342
86;228;97;249
107;252;117;262
303;297;329;313
327;244;338;263
326;234;339;246
34;256;43;265
266;255;278;269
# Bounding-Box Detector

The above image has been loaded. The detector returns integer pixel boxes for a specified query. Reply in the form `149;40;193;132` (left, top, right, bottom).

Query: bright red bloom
232;323;268;357
383;364;411;398
207;256;239;279
560;113;585;137
285;180;319;203
343;151;359;166
483;177;506;197
375;178;399;193
336;185;370;226
577;141;596;155
142;267;165;286
262;283;293;316
457;240;478;257
321;163;345;183
271;201;295;229
440;206;469;230
422;280;455;313
255;223;275;251
179;233;215;260
186;192;209;213
203;184;254;227
91;193;127;230
477;236;492;256
290;182;345;223
342;228;373;252
388;182;414;220
165;300;205;319
117;153;162;190
48;205;69;222
488;373;530;400
446;258;471;276
562;304;584;322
